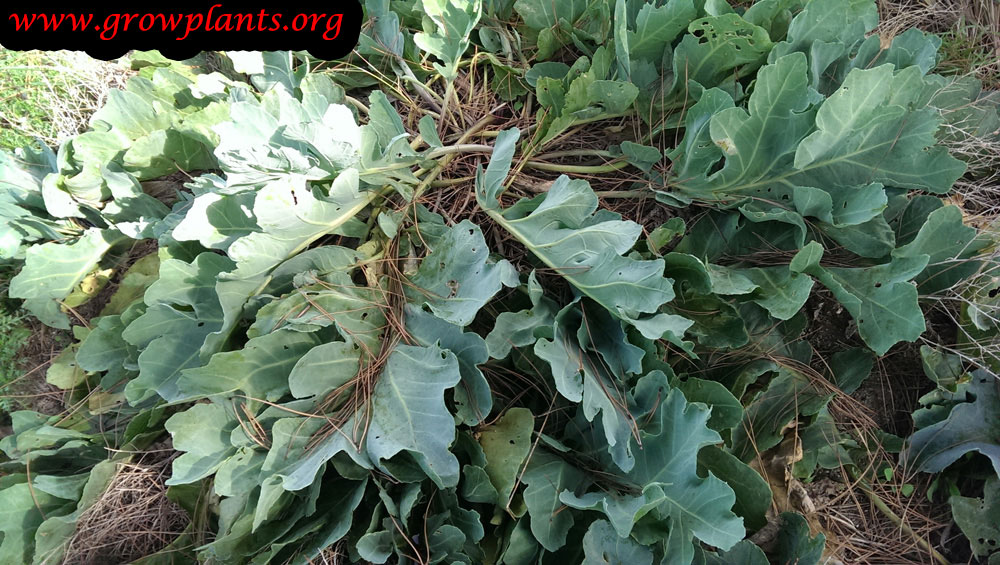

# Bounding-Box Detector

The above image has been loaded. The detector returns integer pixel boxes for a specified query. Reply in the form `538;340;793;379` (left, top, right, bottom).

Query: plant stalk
524;160;630;174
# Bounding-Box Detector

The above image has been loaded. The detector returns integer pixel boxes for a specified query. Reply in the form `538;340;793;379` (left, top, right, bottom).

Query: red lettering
323;14;343;40
46;14;65;30
100;14;120;39
177;13;203;40
214;13;233;32
300;13;324;32
68;14;94;30
120;13;140;31
234;13;253;31
8;13;39;30
157;13;185;31
205;4;222;31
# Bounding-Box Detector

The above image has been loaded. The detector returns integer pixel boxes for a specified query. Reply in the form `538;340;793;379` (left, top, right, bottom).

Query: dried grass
878;0;1000;43
879;0;966;37
878;0;1000;218
810;433;955;565
879;0;999;94
62;454;190;565
304;542;348;565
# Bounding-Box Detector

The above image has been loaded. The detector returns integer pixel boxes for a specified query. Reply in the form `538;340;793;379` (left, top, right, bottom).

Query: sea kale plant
1;0;999;563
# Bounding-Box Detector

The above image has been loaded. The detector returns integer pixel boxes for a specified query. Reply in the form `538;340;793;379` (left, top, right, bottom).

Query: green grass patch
0;311;29;414
0;50;68;150
0;267;30;415
0;49;131;151
936;14;1000;88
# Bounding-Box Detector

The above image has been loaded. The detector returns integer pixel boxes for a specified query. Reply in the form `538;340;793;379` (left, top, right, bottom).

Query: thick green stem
344;96;369;116
411;117;495;201
425;144;631;174
593;189;652;199
426;144;495;159
556;111;630;133
430;176;474;188
524;160;630;174
362;143;491;177
534;149;615;160
399;61;443;112
475;123;540;138
440;80;458;133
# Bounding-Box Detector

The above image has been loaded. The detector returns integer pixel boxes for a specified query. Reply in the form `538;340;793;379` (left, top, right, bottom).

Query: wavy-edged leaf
0;482;68;564
404;304;493;426
628;0;697;69
45;346;86;390
534;48;639;145
536;300;644;472
479;407;534;508
286;342;360;399
413;0;482;81
668;53;965;218
175;329;320;402
582;519;653;565
775;512;826;565
266;414;371;492
731;366;831;460
631;388;744;557
172;191;258;250
698;446;771;531
76;314;130;373
894;205;988;293
950;477;1000;558
122;252;234;404
521;451;586;551
366;344;462;488
514;0;610;59
791;241;927;355
408;220;516;326
205;170;372;357
671;14;773;92
486;270;559;359
165;403;239;485
260;478;367;564
563;386;744;562
742;265;814;320
10;228;126;329
31;461;118;565
228;51;303;94
477;129;687;345
905;369;1000;476
702;540;769;565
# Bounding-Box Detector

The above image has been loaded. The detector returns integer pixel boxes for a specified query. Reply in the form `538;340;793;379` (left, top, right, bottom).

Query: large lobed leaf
560;384;745;563
366;344;463;489
477;128;690;345
905;369;1000;476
